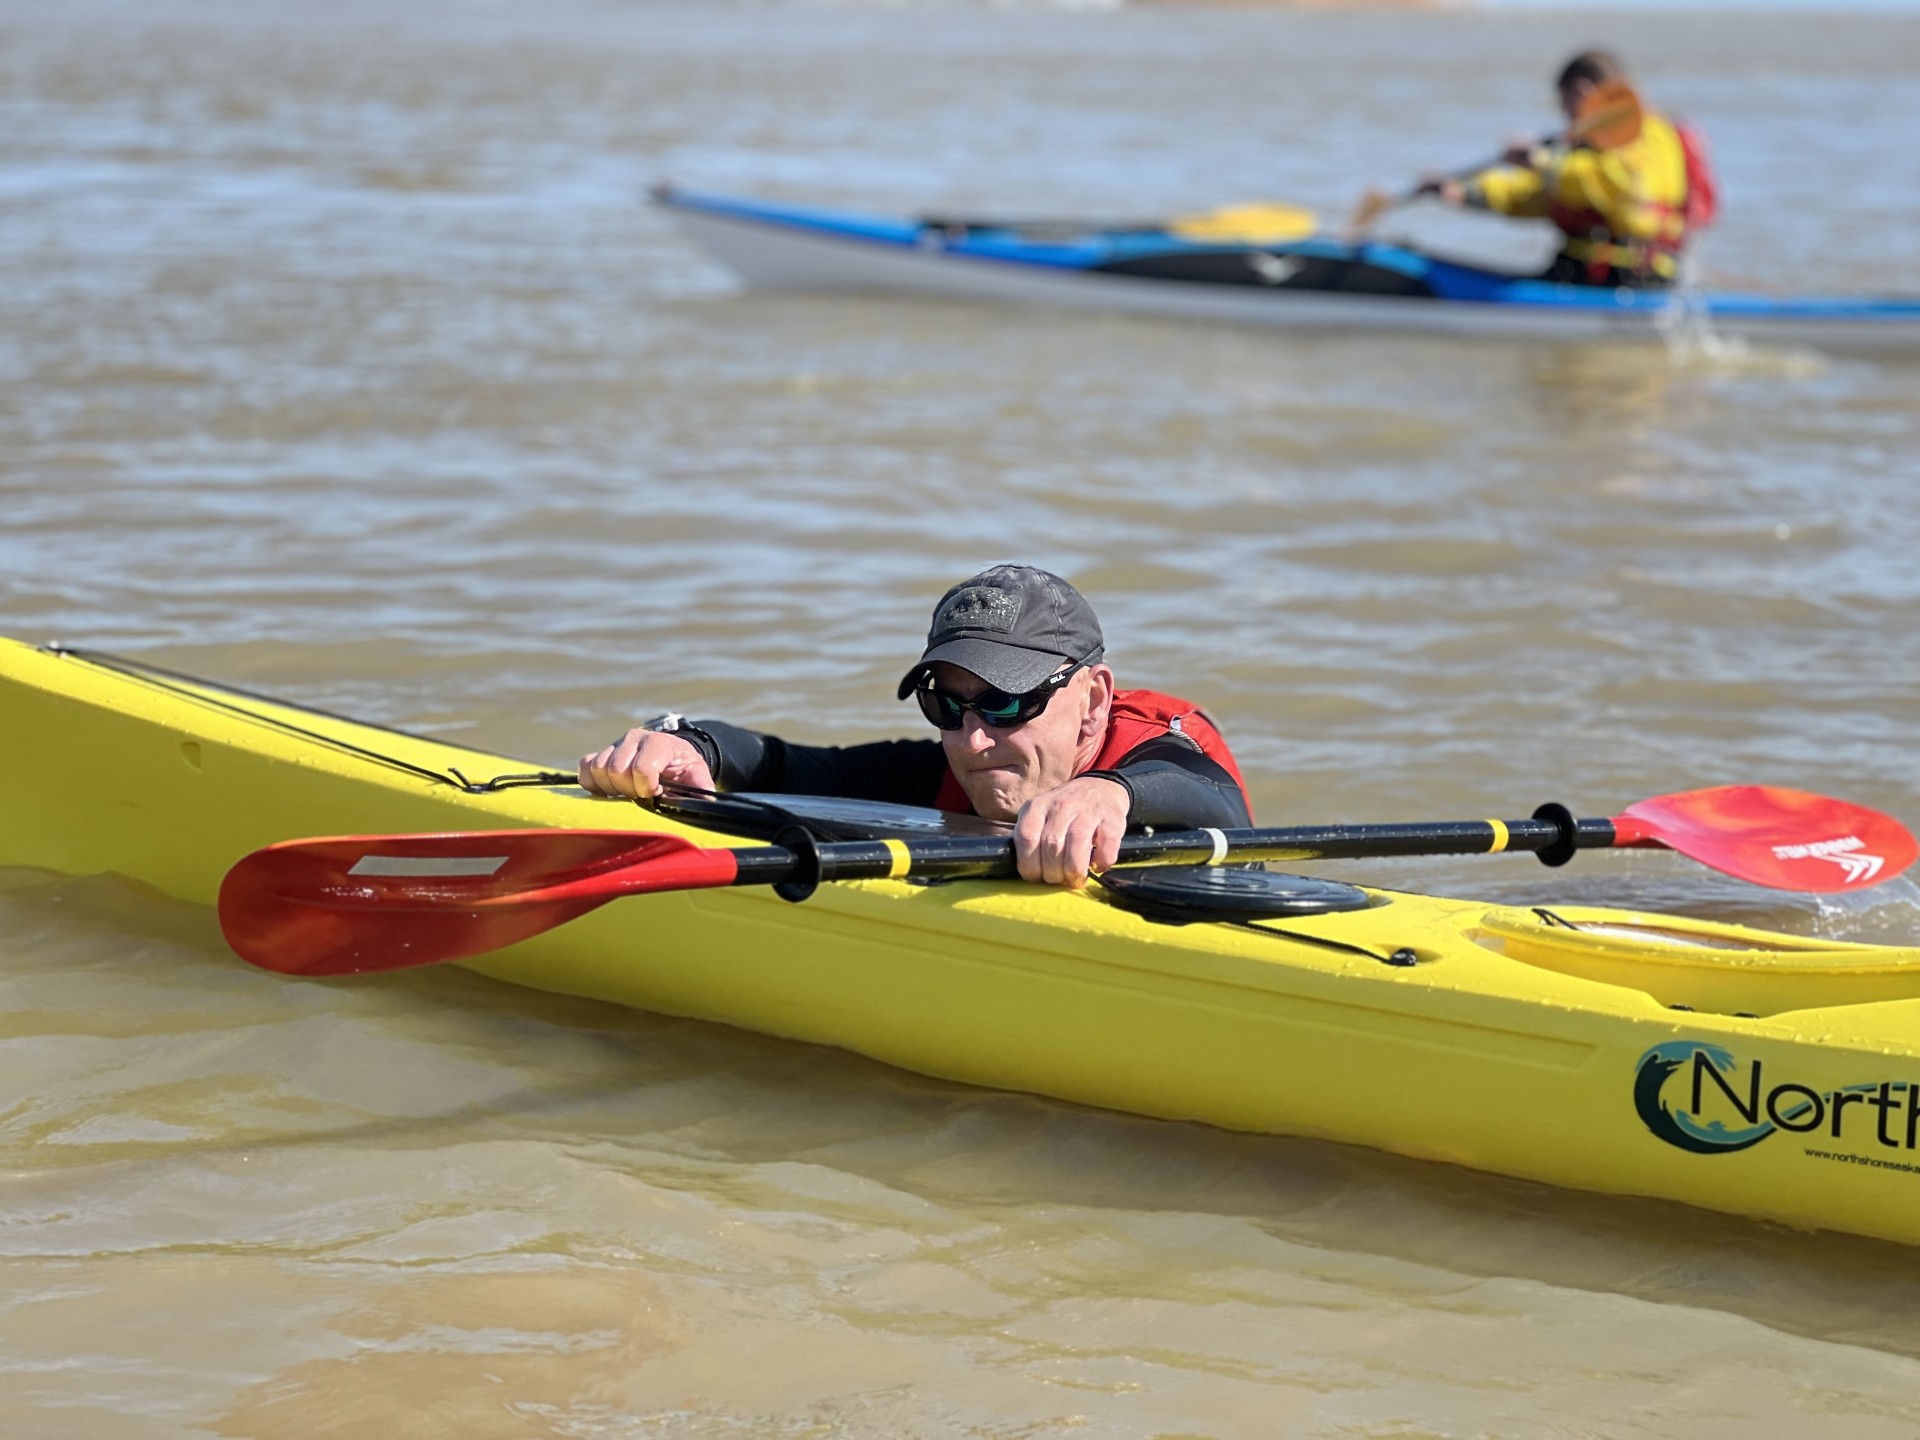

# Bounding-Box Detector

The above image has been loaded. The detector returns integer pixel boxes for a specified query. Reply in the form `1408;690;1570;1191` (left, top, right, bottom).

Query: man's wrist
1077;769;1135;813
642;713;720;778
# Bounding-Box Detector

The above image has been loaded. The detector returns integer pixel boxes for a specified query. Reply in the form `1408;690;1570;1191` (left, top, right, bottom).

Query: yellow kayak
7;636;1920;1246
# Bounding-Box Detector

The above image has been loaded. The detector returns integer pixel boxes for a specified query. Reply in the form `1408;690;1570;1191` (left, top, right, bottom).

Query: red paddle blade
218;829;739;976
1613;786;1917;892
1570;78;1643;150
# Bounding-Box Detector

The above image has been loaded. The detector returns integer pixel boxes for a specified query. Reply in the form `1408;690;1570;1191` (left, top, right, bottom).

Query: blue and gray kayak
655;184;1920;354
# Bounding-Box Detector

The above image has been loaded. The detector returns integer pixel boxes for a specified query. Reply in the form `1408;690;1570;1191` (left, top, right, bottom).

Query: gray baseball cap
896;565;1105;699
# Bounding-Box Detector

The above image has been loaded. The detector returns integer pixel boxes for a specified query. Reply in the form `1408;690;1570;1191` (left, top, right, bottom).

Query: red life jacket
1546;114;1717;278
1676;119;1719;232
932;687;1252;819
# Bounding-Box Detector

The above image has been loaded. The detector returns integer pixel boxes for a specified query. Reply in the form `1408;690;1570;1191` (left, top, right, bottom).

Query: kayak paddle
219;785;1915;977
1348;78;1644;236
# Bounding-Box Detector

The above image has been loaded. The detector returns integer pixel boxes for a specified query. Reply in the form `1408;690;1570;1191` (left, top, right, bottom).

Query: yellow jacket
1466;112;1690;279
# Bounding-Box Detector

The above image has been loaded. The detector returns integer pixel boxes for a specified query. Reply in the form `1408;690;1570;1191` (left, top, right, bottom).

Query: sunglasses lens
973;690;1027;726
918;662;1084;731
916;686;964;730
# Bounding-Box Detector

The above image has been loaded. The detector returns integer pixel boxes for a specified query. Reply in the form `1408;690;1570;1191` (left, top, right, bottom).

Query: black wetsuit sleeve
680;719;950;806
678;720;1249;827
1087;736;1252;830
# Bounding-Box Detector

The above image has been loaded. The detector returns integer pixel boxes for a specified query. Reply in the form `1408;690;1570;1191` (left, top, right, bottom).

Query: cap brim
895;638;1068;700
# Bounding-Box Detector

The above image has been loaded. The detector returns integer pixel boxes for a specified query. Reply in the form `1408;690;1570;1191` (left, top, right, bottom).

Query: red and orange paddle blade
1569;78;1643;150
1613;785;1917;892
218;829;739;976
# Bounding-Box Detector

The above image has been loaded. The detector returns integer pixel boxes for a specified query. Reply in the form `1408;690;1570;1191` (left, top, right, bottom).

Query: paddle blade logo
1769;835;1883;884
1635;1041;1920;1162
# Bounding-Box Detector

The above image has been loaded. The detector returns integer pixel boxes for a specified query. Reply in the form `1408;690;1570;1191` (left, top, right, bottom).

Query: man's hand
1012;774;1131;888
1501;133;1541;167
578;728;715;800
1414;175;1467;206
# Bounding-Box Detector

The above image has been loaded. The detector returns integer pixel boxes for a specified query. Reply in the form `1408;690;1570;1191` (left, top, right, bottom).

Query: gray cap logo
932;586;1021;638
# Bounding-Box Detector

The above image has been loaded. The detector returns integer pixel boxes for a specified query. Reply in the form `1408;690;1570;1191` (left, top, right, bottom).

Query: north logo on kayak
1769;834;1883;884
1634;1041;1920;1155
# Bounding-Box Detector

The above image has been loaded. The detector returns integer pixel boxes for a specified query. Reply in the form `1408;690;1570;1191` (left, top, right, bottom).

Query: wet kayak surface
7;0;1920;1434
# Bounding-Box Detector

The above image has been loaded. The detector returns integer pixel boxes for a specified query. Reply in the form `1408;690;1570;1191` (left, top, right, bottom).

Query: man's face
930;660;1110;821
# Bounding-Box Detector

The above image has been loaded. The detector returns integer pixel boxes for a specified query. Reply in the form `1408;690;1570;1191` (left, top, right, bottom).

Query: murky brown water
8;0;1920;1434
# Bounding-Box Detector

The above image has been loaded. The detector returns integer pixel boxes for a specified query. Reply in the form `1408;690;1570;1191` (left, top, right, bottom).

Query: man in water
1419;50;1715;288
579;565;1252;888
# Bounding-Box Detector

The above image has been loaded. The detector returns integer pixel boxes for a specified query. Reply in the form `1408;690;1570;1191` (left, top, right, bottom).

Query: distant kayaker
1416;50;1718;288
579;564;1252;888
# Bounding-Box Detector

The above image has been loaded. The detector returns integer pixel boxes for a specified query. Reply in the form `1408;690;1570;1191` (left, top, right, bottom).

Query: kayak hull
8;636;1920;1246
660;186;1920;355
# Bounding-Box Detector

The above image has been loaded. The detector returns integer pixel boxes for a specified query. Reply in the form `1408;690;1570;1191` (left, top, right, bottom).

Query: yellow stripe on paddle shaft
1168;201;1318;245
1485;819;1510;854
882;839;912;879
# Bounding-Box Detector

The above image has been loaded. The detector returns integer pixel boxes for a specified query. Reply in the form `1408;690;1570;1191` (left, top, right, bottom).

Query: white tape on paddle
349;854;508;878
1201;828;1230;866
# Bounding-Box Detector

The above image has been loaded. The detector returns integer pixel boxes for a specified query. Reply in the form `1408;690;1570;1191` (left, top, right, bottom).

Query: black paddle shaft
729;806;1617;902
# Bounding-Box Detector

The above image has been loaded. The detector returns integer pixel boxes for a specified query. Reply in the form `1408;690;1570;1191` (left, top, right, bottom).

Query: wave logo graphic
1635;1043;1917;1156
1634;1042;1776;1154
1770;834;1883;884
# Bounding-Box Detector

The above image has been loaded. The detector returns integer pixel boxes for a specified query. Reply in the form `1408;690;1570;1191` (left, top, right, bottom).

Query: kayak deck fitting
655;184;1920;355
7;635;1920;1247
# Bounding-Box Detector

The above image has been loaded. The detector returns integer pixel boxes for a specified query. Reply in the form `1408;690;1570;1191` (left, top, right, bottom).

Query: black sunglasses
915;657;1094;731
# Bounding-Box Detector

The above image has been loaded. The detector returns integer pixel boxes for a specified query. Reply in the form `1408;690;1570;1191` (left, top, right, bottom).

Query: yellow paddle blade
1167;201;1318;245
1569;78;1643;150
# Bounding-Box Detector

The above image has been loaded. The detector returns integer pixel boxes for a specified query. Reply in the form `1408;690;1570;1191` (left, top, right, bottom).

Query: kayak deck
656;185;1920;354
7;636;1920;1246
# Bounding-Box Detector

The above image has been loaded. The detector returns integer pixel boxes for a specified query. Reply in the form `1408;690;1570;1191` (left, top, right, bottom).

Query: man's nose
961;712;997;751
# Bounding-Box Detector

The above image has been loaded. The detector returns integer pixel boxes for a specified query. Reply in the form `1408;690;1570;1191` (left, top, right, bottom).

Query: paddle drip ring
1531;802;1579;868
771;825;823;904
